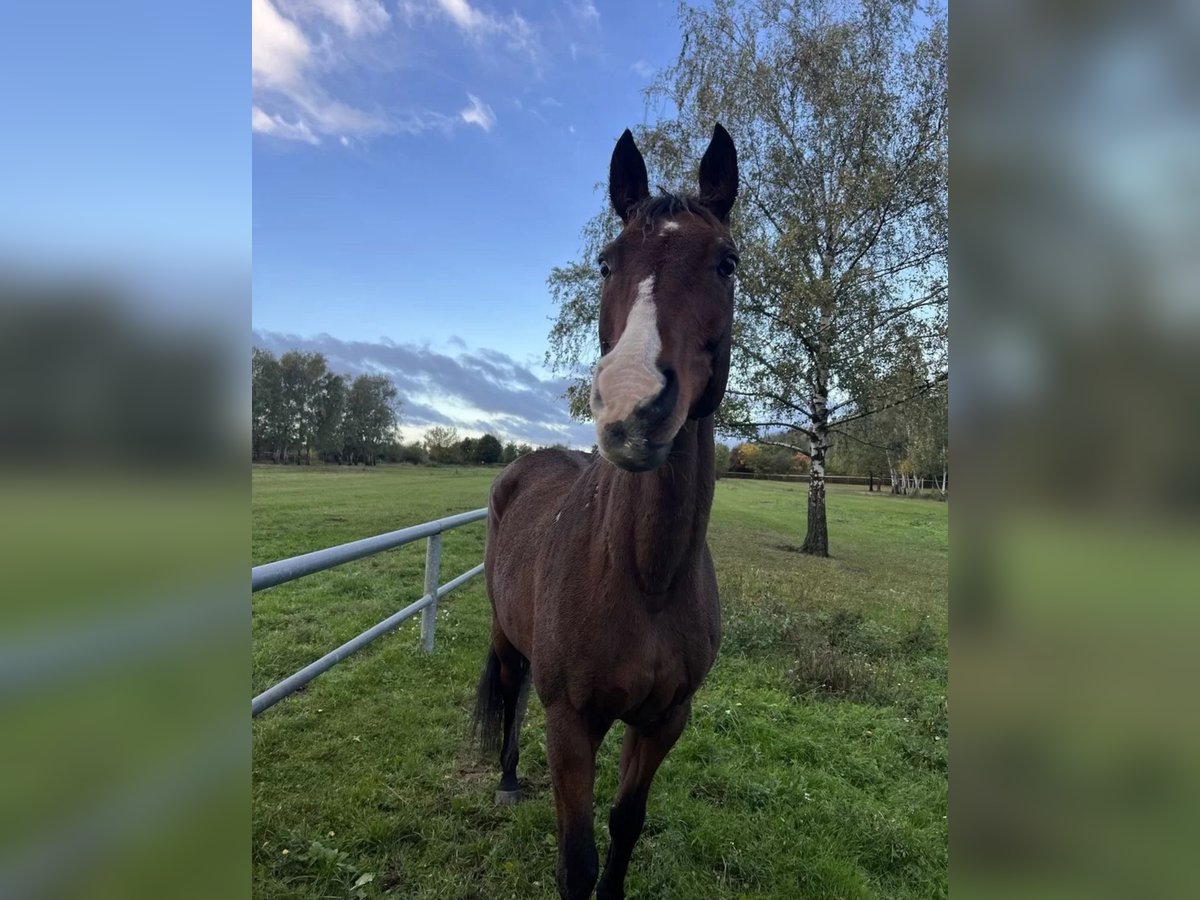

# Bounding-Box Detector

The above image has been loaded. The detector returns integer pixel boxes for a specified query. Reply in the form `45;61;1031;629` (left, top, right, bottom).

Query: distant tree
251;348;285;460
278;350;329;463
729;443;760;473
475;433;503;465
378;439;402;463
714;442;732;479
250;347;408;467
390;441;424;465
501;442;519;464
312;371;347;462
754;444;798;475
826;346;947;495
454;437;478;465
343;374;399;465
515;443;534;458
250;348;334;464
424;425;460;464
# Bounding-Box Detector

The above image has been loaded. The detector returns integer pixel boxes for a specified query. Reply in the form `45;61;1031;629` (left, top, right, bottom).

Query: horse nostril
635;368;677;429
603;421;628;446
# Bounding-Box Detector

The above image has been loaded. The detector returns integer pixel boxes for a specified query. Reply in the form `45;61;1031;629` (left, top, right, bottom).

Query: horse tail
472;646;506;754
472;642;531;756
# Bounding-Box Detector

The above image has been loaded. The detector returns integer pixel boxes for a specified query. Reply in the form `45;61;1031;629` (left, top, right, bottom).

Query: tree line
713;374;948;499
420;426;539;466
252;348;550;467
252;348;400;464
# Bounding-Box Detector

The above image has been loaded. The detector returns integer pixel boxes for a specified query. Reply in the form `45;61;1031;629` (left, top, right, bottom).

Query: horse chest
564;601;711;721
531;514;719;720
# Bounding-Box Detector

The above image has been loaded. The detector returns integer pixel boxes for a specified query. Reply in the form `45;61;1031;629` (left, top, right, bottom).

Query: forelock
626;192;722;233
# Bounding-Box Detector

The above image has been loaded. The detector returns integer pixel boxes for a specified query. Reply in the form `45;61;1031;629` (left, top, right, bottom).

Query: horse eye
717;254;739;278
599;260;611;279
600;339;613;354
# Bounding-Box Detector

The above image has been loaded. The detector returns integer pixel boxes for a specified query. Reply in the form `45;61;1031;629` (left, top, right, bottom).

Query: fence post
420;532;442;653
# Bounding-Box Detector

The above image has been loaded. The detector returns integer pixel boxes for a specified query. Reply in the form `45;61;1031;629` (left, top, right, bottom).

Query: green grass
253;465;947;899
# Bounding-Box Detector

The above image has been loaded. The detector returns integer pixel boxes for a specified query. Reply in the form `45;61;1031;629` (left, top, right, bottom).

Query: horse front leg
596;701;690;900
546;705;607;899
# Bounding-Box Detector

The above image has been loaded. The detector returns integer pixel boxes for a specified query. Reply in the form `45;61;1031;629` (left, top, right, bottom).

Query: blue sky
1;3;248;271
253;0;686;446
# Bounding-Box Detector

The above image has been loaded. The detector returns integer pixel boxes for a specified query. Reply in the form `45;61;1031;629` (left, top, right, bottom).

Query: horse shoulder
489;449;591;523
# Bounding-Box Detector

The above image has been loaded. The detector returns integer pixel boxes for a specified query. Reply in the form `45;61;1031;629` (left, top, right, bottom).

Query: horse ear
698;123;738;222
609;129;649;223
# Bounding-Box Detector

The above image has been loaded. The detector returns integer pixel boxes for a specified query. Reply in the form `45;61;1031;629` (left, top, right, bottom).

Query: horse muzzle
594;368;679;471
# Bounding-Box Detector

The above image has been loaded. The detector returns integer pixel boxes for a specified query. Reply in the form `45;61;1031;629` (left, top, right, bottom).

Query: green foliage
714;442;732;479
252;347;284;455
403;441;429;465
474;433;503;465
726;433;810;476
455;436;478;464
252;467;947;898
251;348;400;464
499;442;535;465
827;376;947;493
342;374;400;464
423;425;460;464
312;370;348;458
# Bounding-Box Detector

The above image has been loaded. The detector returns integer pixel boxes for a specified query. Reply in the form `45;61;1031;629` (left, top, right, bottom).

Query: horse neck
597;416;715;596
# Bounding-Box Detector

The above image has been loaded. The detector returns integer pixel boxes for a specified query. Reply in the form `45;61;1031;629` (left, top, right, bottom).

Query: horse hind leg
495;645;530;804
472;629;530;805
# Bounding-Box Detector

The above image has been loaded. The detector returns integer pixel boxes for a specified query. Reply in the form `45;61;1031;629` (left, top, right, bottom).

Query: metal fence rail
252;507;487;716
721;472;875;484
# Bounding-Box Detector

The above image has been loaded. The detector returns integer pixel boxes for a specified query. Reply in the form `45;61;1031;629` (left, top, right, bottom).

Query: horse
474;124;739;900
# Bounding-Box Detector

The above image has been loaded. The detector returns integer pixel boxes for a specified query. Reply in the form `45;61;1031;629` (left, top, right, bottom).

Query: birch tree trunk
801;372;831;556
801;419;829;556
885;450;898;494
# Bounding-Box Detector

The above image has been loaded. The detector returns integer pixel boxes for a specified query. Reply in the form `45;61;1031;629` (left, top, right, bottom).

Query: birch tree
547;0;946;555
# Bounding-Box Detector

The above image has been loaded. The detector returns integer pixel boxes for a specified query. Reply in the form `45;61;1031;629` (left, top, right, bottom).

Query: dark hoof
494;788;522;805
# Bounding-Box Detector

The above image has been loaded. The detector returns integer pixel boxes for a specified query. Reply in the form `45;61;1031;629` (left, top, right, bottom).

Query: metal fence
251;507;488;716
720;472;875;484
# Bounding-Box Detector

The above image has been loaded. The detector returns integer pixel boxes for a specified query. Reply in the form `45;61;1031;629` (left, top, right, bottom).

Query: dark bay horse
475;125;739;899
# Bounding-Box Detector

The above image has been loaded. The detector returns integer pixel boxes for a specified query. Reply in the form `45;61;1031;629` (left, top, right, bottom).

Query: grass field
252;464;947;899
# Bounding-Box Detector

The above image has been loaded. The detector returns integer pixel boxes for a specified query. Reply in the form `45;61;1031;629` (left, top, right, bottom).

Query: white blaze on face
659;221;680;234
592;275;664;423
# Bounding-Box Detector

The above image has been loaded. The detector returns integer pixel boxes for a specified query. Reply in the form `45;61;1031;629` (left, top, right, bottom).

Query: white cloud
572;1;600;24
253;0;311;91
253;0;388;142
459;94;497;132
436;0;487;31
300;0;390;37
631;59;655;79
393;110;458;135
432;0;540;62
252;105;321;144
254;0;545;146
